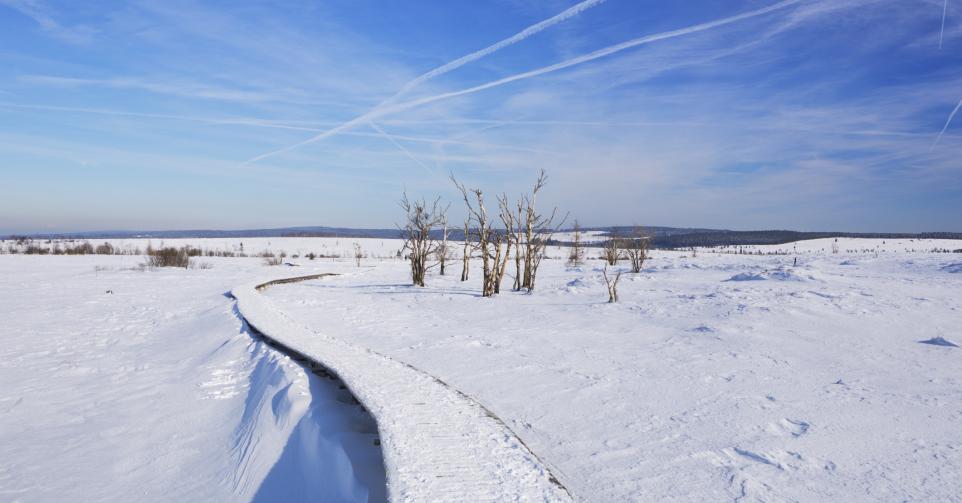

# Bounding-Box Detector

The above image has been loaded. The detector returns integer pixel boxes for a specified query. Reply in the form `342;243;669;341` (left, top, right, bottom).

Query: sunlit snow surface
1;237;960;501
0;256;384;502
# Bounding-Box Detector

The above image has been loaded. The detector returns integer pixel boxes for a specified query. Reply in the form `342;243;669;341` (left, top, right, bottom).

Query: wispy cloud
19;75;282;103
3;0;961;232
0;101;547;155
242;0;607;164
244;0;803;164
0;0;96;44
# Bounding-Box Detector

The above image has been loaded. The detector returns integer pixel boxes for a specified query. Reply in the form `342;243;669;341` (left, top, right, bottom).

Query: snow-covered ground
262;238;962;501
2;237;960;501
0;255;384;502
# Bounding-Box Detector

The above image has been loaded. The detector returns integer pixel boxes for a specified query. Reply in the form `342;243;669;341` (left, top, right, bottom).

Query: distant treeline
5;226;961;250
588;229;962;249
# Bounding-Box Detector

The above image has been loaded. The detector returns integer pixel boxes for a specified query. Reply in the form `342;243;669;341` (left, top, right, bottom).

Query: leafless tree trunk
520;169;564;292
623;226;650;273
437;218;449;275
491;234;506;294
603;265;622;303
494;194;517;294
529;235;555;290
567;219;584;267
452;176;498;297
512;201;523;291
398;192;446;287
460;219;470;282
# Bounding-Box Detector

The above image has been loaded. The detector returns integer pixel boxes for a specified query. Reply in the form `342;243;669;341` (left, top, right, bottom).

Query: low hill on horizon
6;225;961;249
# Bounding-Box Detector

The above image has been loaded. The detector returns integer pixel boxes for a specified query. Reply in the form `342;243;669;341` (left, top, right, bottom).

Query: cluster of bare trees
599;227;651;273
452;169;563;297
398;170;563;297
400;170;652;304
597;227;651;302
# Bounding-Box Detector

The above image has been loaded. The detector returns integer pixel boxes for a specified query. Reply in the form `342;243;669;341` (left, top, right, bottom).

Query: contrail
243;0;802;164
368;121;434;173
374;0;805;117
242;0;606;164
941;0;949;48
932;99;962;148
389;0;606;100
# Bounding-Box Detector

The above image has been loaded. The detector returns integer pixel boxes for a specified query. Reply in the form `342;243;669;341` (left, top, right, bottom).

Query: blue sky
1;0;960;233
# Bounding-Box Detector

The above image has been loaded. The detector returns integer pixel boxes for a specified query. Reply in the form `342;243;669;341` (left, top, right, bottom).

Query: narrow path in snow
233;273;572;502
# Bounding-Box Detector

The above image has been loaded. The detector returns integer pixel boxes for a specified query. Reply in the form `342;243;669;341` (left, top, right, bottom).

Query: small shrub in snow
263;255;283;266
622;227;650;273
146;247;190;268
601;237;620;265
354;242;363;268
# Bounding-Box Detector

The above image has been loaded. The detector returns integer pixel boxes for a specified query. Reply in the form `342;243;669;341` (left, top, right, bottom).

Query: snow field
262;239;962;501
0;256;385;502
2;237;960;501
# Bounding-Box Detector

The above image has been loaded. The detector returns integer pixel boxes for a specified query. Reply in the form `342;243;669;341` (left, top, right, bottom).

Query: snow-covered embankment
232;274;571;502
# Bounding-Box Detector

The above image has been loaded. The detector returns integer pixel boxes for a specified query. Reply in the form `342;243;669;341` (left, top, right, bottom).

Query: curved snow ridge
232;275;572;503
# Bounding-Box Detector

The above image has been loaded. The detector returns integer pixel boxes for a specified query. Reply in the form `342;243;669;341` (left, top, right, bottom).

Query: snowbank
0;256;384;501
725;267;810;282
232;276;571;502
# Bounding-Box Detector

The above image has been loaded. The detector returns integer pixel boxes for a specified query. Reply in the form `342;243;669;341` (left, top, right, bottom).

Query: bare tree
460;219;470;281
623;227;650;273
353;242;363;267
436;217;449;275
512;200;524;291
602;236;621;265
603;265;622;303
494;194;518;294
399;192;446;287
452;176;498;296
520;169;564;291
567;219;585;267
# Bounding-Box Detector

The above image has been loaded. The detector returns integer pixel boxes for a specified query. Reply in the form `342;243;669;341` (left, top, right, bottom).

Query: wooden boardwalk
233;274;571;502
